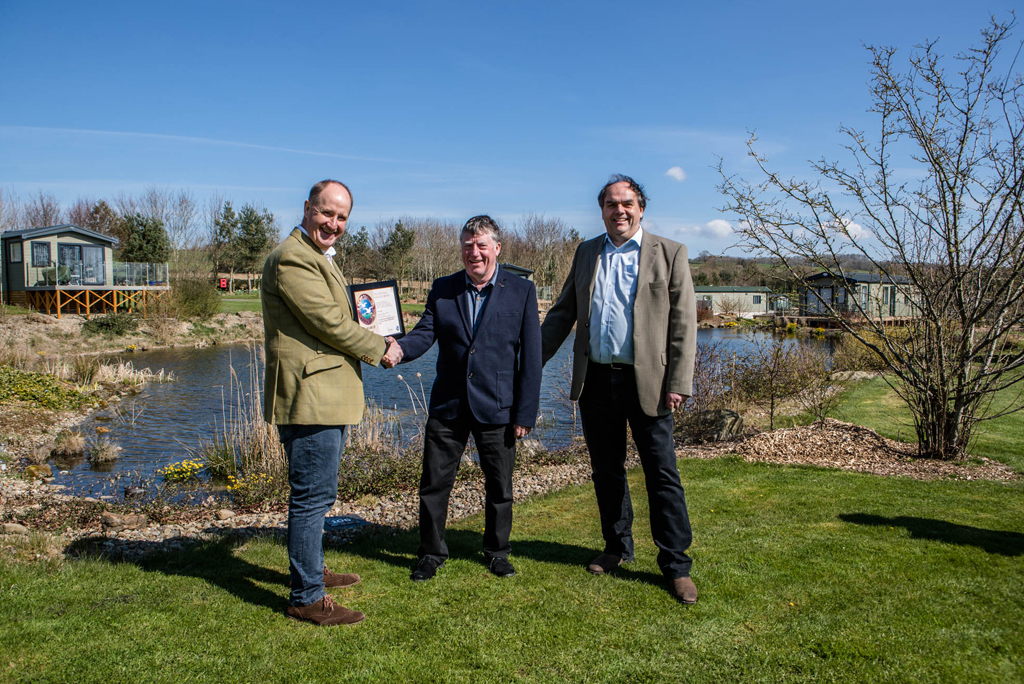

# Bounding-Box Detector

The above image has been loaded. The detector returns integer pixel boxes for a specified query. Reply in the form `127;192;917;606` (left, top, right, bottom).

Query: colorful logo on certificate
356;293;376;325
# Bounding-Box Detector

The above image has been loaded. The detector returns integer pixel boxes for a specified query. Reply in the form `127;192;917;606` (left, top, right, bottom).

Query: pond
52;327;825;497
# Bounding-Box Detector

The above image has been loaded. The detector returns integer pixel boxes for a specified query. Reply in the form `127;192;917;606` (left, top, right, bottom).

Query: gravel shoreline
2;419;1018;563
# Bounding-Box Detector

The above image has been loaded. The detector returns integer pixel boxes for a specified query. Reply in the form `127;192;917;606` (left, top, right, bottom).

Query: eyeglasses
312;206;347;224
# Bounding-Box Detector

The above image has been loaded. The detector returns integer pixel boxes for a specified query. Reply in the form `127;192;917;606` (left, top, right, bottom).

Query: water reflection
53;327;827;497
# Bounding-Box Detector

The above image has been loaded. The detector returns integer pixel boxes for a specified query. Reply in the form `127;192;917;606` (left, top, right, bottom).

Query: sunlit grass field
2;456;1021;683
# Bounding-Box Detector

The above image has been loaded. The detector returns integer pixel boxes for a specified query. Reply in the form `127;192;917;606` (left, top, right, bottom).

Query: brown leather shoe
587;553;625;575
286;595;365;626
671;576;698;604
323;565;361;589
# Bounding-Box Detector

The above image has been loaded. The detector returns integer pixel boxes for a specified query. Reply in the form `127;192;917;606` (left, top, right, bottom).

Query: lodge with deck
1;224;170;318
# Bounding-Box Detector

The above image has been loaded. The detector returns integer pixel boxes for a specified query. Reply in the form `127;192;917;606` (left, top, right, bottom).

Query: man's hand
664;392;688;411
381;337;403;369
514;425;531;439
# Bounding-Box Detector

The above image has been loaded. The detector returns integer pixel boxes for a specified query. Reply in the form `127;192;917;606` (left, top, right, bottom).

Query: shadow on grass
342;528;668;589
839;513;1024;556
65;531;291;613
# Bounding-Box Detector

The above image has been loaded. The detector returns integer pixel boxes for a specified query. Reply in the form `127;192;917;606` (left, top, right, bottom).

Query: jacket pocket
496;370;513;409
304;354;346;375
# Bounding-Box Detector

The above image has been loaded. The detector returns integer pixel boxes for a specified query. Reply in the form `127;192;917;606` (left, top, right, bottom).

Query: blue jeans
278;424;348;607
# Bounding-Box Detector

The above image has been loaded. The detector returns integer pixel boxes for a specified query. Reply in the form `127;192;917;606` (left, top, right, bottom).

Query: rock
24;464;53;479
216;509;235;520
101;512;149;532
2;523;30;535
697;409;745;442
95;426;111;434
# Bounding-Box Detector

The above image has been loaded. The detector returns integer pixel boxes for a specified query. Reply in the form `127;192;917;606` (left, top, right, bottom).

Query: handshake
381;336;403;369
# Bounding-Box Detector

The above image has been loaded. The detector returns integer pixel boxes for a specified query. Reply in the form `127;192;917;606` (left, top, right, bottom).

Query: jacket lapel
473;267;507;339
454;272;473;339
579;236;604;320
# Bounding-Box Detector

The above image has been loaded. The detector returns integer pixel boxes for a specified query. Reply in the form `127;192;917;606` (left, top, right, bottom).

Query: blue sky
0;1;1019;253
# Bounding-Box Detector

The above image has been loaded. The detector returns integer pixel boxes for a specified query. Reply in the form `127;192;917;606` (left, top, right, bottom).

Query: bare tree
23;190;63;228
719;16;1024;459
66;197;95;227
0;187;22;233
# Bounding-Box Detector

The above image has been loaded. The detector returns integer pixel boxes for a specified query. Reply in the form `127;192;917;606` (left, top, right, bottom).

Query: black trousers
578;363;693;579
418;412;516;563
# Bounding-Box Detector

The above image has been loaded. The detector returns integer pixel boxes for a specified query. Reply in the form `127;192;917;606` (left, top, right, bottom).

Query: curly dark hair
597;174;648;210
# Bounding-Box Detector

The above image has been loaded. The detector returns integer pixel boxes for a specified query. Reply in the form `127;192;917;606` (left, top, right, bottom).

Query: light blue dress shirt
589;227;643;364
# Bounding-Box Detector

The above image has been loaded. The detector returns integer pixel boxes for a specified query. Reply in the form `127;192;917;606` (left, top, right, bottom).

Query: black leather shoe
411;557;444;582
488;557;516;578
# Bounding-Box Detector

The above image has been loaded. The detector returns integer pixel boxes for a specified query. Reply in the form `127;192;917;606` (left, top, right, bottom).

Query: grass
835;376;1024;471
2;457;1022;682
402;302;426;315
218;297;263;314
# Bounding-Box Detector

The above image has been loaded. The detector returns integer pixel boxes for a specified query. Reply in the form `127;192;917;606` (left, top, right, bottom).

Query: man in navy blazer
386;215;541;581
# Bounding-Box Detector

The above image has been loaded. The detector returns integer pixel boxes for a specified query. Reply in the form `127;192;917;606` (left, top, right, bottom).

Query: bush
0;365;89;410
83;312;139;337
171;277;221;320
833;332;888;372
89;438;122;463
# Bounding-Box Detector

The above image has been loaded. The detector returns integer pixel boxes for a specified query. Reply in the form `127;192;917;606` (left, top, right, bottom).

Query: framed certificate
348;280;406;338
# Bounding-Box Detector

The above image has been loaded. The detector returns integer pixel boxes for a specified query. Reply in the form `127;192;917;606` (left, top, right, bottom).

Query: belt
595;361;633;371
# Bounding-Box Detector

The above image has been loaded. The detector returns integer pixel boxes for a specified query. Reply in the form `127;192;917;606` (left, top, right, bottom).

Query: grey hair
461;215;501;242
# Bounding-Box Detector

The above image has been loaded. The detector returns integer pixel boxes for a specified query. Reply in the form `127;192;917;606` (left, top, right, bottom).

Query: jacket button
468;372;474;378
470;348;476;354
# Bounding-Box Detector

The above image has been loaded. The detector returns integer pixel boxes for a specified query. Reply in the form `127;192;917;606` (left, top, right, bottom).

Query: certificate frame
348;279;406;339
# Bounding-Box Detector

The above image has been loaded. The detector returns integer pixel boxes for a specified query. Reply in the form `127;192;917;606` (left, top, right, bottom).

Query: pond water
52;328;825;497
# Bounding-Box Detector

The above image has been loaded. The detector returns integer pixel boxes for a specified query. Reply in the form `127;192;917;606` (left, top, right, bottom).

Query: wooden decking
9;286;170;319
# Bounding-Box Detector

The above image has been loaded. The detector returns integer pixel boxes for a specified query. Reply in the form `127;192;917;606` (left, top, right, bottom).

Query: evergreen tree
119;213;171;263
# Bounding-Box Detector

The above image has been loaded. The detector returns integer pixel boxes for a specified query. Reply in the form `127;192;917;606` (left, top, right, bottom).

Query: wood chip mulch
679;418;1020;482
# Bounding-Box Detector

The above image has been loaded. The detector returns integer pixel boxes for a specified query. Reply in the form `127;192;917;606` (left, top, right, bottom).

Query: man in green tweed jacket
262;179;397;626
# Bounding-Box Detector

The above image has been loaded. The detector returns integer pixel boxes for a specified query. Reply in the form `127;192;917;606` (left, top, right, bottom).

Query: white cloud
704;219;734;237
674;219;735;238
824;217;870;241
665;166;687;182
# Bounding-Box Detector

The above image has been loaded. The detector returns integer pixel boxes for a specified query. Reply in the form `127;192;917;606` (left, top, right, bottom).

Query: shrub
73;355;100;384
696;306;714;323
53;431;86;457
89;438;122;463
833;331;888;372
785;322;799;333
83;312;139;337
158;458;204;482
0;365;89;410
171;277;221;320
676;341;734;443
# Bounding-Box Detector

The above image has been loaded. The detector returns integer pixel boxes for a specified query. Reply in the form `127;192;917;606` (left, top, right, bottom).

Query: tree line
0;188;583;298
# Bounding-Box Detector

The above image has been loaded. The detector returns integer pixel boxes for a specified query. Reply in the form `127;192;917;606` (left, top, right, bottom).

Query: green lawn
836;376;1024;471
218;297;263;314
2;458;1022;683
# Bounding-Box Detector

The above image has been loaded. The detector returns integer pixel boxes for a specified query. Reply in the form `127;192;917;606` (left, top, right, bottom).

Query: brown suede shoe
323;565;361;589
671;577;698;605
587;553;625;575
286;595;365;626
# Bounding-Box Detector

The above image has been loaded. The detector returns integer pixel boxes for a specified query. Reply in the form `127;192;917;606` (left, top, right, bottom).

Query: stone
216;509;235;520
95;426;111;434
101;512;149;532
24;464;53;479
2;523;30;535
695;409;745;442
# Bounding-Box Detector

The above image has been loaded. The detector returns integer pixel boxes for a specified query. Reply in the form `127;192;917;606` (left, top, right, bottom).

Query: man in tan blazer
541;174;699;604
262;179;397;625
